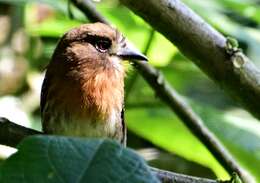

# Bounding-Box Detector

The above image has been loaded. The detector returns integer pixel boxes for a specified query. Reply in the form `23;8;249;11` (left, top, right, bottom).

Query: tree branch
0;117;41;147
70;0;109;24
151;167;219;183
70;0;254;182
120;0;260;121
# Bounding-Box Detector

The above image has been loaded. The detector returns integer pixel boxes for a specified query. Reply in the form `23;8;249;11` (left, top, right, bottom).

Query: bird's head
50;22;147;75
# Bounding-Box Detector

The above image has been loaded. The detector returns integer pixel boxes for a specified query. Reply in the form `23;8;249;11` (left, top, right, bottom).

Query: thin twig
70;0;254;182
125;29;155;100
70;0;109;24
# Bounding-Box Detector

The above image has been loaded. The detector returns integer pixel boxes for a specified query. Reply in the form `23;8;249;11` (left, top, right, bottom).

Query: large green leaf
198;107;260;182
126;108;228;179
126;106;260;181
0;136;159;183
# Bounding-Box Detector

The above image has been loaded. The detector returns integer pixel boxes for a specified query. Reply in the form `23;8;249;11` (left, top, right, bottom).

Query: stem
125;29;155;100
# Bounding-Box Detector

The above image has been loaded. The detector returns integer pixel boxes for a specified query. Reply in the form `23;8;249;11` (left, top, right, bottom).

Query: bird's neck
80;66;125;120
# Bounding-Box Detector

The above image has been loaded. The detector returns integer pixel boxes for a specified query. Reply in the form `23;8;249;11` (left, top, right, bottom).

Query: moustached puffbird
40;23;147;146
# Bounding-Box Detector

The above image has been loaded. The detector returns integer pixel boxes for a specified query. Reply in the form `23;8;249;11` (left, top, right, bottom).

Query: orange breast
42;60;125;140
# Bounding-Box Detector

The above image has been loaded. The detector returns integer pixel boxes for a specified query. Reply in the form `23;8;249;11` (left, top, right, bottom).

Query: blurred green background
0;0;260;181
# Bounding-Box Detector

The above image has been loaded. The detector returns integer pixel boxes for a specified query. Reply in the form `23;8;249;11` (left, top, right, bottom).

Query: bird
40;22;147;146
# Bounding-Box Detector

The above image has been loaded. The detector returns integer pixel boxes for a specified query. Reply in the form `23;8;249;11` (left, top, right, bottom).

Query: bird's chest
43;99;123;140
50;108;122;139
42;70;124;141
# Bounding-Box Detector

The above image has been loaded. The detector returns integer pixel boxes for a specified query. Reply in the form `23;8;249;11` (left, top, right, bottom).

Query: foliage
0;0;260;181
0;136;159;183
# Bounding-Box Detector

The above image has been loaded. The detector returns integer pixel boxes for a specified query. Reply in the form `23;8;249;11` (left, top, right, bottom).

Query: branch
70;0;109;24
0;117;41;147
70;0;254;182
120;0;260;121
151;167;219;183
0;117;221;183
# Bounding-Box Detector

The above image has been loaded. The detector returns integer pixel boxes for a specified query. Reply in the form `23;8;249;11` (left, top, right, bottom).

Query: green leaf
199;108;260;182
126;105;260;181
126;108;229;179
0;136;159;183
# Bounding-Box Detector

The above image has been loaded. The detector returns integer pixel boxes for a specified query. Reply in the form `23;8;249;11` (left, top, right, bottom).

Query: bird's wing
40;76;49;115
121;107;127;146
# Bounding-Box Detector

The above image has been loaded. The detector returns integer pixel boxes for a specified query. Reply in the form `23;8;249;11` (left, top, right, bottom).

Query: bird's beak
116;41;148;61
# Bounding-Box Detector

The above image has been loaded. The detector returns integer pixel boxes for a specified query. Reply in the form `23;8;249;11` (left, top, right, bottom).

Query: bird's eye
95;40;111;53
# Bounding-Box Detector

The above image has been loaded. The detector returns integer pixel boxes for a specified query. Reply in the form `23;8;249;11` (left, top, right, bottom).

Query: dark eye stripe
81;34;111;45
80;34;112;53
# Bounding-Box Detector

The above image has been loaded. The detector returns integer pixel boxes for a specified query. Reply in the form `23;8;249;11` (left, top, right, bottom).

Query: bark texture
120;0;260;120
